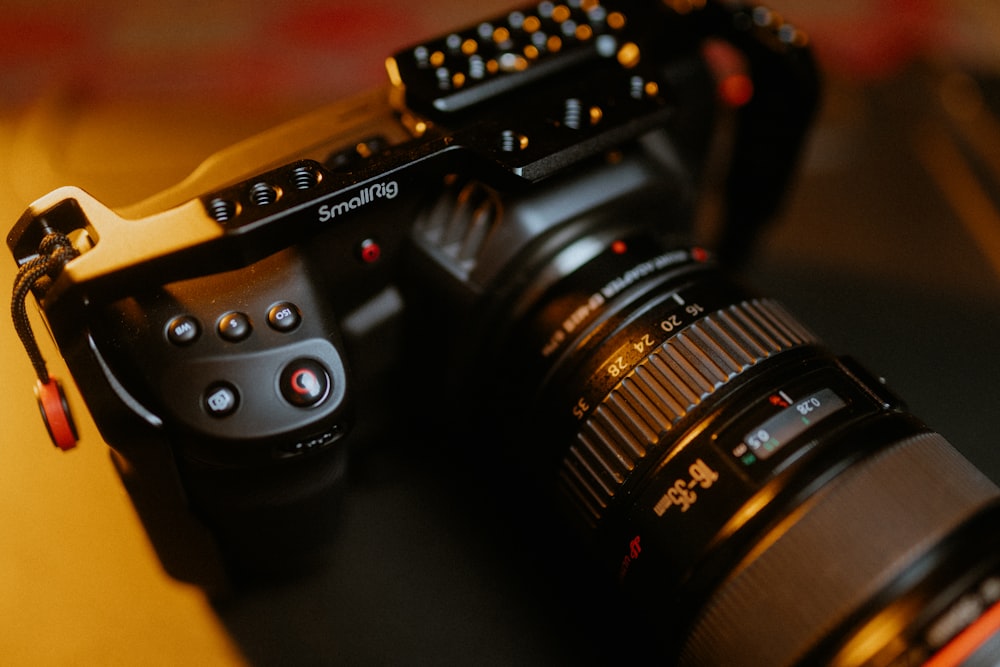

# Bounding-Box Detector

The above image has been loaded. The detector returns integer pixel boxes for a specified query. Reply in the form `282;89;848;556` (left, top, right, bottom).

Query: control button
166;315;200;346
279;359;330;408
204;382;239;417
218;311;252;341
267;302;302;332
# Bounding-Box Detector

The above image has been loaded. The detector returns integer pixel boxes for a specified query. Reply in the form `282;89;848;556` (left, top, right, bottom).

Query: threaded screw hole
249;182;280;206
564;98;582;129
291;165;321;190
208;198;238;222
500;130;529;152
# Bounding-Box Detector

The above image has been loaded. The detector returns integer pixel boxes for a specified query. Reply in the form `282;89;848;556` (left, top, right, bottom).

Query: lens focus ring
560;299;817;525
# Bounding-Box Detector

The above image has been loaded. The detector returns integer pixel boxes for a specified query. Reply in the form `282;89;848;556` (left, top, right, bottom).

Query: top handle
390;0;820;265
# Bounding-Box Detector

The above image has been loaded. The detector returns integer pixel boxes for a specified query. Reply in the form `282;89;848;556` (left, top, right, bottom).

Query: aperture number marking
573;301;709;422
632;333;656;355
606;333;656;380
607;302;706;380
660;314;683;333
661;303;704;332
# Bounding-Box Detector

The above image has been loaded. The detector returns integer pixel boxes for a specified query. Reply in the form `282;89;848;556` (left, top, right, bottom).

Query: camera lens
406;139;1000;664
424;167;1000;663
548;247;1000;663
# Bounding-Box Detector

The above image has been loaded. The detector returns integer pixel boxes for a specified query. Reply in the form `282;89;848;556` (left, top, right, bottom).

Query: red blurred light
358;238;381;263
719;74;754;108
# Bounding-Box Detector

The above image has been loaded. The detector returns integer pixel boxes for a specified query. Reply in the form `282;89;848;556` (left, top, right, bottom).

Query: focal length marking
652;458;719;515
317;180;400;222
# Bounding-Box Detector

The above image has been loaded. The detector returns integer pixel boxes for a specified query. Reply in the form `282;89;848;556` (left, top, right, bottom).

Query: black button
204;382;239;417
279;359;330;408
267;302;301;332
218;311;252;341
166;315;200;346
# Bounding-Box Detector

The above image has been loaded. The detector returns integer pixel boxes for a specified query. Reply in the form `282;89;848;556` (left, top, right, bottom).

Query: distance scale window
714;371;881;482
737;388;846;463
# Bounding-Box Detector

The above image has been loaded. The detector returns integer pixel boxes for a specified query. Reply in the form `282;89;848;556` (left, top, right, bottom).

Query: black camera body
9;0;803;579
10;2;1000;665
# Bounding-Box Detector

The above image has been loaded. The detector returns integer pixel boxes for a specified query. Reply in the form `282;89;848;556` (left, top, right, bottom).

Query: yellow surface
3;2;998;664
0;99;268;667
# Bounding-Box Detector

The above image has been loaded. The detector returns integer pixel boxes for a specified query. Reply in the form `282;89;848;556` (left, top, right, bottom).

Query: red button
279;359;330;407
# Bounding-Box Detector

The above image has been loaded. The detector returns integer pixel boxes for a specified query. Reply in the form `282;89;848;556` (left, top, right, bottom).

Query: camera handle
701;3;821;266
388;0;821;266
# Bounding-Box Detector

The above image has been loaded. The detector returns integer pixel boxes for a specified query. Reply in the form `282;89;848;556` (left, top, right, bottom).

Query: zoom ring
560;299;817;525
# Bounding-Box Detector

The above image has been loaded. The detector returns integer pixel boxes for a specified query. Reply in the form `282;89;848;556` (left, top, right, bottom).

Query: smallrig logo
318;181;399;222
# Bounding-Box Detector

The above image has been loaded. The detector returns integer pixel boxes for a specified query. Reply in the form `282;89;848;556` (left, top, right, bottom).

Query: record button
280;359;330;407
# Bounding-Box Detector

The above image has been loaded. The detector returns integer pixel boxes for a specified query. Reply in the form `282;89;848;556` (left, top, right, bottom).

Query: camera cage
5;0;820;588
12;5;1000;665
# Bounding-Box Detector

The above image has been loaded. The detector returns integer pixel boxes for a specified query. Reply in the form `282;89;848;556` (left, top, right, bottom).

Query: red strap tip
35;378;78;451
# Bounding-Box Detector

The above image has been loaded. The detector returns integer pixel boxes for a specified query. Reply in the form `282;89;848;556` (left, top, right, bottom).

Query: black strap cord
11;231;79;383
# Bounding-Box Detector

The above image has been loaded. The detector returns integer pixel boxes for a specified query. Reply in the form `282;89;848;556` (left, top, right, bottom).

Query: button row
166;301;301;346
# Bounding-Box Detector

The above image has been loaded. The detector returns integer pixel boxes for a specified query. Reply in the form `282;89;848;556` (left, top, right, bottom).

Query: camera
8;1;1000;664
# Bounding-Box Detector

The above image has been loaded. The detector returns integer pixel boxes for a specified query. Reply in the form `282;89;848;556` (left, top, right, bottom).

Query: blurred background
2;1;1000;664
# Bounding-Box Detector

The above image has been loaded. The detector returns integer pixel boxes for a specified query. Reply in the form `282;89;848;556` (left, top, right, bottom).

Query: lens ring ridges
560;299;817;524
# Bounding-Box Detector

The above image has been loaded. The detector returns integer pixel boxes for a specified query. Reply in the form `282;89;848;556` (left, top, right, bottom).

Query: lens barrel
485;233;1000;665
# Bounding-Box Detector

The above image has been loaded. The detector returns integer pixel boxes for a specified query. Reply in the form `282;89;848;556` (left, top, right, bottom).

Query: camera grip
109;433;348;591
64;246;355;588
